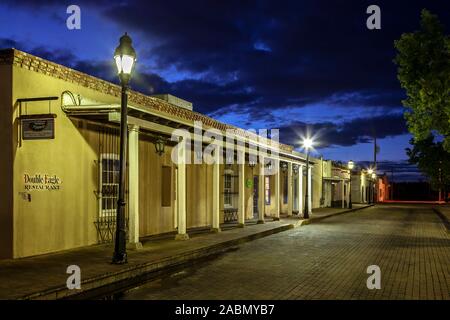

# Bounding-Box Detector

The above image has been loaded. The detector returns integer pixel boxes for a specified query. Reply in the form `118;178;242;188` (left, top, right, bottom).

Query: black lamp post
348;160;354;209
112;33;136;265
302;138;313;219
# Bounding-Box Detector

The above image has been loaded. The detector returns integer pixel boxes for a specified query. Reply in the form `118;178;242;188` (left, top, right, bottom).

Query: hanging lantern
154;136;166;156
281;161;288;172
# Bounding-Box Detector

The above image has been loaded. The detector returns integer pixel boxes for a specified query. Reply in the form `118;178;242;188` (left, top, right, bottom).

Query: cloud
357;160;424;182
1;0;448;169
278;113;408;148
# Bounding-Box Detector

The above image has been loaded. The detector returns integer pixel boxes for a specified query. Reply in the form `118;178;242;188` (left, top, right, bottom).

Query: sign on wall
21;115;55;140
23;174;62;191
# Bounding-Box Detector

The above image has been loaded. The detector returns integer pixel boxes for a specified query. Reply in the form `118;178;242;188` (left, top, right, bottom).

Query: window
161;166;172;207
99;153;120;217
224;171;234;208
283;174;288;204
265;176;271;205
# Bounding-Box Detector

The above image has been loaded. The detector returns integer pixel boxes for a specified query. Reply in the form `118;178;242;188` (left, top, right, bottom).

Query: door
253;175;259;219
293;176;298;212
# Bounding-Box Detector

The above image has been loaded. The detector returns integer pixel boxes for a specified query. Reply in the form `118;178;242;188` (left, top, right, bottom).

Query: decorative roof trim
0;48;294;153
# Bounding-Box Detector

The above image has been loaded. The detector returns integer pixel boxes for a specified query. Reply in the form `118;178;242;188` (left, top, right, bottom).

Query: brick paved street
122;204;450;300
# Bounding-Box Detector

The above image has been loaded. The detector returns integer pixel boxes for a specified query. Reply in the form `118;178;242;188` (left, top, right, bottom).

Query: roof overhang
61;92;312;165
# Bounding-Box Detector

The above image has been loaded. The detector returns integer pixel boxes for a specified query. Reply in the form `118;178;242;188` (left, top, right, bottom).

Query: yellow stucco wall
6;61;327;259
10;66;126;258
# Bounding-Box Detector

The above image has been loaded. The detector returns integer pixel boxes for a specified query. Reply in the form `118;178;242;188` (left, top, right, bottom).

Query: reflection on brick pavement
123;204;450;300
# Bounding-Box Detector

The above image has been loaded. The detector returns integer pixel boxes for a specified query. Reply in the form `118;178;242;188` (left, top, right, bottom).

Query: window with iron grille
265;176;271;205
99;153;120;217
224;173;233;208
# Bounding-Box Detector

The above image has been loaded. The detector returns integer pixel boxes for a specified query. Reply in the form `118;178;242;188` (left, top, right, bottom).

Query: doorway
253;175;259;219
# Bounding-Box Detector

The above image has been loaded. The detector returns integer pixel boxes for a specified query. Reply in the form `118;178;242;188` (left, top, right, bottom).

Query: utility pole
374;136;377;171
373;135;378;203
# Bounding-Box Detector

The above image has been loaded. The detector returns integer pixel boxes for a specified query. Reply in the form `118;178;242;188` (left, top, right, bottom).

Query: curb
21;223;294;300
432;207;450;233
19;205;374;300
309;204;374;223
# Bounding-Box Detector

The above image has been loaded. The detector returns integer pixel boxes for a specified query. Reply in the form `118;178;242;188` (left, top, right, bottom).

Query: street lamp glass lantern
114;33;136;83
371;173;376;179
302;138;313;150
348;160;354;170
368;168;373;175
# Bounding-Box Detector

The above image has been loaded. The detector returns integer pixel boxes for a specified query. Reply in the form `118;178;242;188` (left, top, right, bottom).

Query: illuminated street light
302;137;314;219
112;33;136;265
114;32;137;85
348;160;354;209
303;138;313;150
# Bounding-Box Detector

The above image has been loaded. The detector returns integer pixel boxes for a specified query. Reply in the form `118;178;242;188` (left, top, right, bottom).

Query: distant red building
377;174;390;202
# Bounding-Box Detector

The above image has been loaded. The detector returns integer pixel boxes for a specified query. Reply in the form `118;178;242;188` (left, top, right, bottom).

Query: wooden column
175;138;189;240
298;165;303;216
127;125;142;249
238;152;245;227
257;156;265;224
212;147;221;232
287;162;293;216
308;166;312;215
274;160;280;220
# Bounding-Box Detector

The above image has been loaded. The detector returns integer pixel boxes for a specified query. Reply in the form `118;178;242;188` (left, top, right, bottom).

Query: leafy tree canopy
395;9;450;151
406;135;450;191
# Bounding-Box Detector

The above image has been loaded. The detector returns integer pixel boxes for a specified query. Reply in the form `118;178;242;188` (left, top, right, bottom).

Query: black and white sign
21;115;55;140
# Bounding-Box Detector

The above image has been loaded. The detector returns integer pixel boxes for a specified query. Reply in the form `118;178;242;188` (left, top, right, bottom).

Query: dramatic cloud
278;113;408;148
357;160;425;182
0;0;448;179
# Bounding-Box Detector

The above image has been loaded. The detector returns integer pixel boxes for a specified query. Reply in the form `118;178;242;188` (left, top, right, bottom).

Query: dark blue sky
1;1;448;181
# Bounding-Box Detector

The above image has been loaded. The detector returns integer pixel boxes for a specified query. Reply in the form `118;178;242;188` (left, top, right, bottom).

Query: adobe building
377;174;390;202
350;168;376;204
0;49;356;260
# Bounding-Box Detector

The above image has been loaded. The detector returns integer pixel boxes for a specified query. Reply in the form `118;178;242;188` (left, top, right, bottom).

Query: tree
394;9;450;151
406;135;450;198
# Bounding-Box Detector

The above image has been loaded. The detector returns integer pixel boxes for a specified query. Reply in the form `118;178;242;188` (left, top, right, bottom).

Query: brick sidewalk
122;204;450;300
0;204;371;300
435;205;450;221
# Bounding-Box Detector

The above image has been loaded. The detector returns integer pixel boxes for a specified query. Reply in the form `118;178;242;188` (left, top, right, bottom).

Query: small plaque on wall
21;114;56;140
